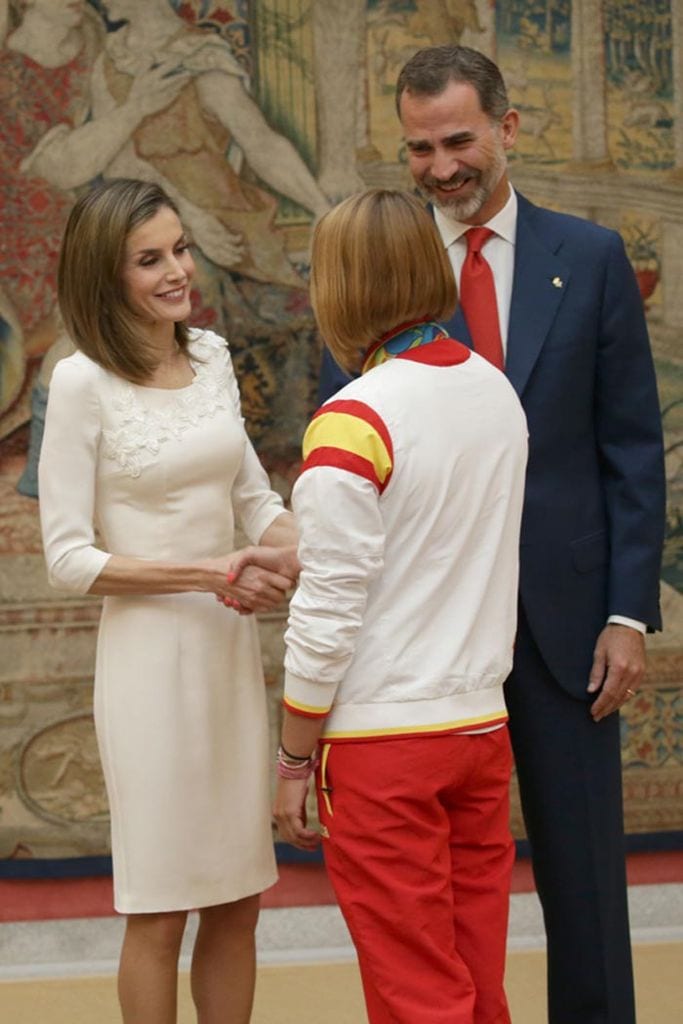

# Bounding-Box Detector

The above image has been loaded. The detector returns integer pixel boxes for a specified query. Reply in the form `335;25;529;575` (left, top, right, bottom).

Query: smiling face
400;80;518;224
121;206;195;329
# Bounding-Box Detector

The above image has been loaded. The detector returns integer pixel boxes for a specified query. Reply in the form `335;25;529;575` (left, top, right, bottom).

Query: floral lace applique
102;342;232;478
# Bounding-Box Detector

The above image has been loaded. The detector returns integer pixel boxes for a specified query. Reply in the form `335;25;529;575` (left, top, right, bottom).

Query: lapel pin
552;276;563;288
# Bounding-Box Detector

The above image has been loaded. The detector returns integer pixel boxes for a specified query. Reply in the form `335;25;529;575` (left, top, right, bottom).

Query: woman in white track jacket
274;189;528;1024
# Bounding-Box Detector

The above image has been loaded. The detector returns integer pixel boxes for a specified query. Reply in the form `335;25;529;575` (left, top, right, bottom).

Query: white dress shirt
433;187;645;637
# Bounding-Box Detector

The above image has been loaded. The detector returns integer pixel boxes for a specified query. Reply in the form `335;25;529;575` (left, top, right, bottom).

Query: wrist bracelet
276;745;319;780
279;742;310;762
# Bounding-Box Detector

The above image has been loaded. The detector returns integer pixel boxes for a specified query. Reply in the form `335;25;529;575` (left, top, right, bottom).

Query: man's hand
273;777;321;850
587;624;645;722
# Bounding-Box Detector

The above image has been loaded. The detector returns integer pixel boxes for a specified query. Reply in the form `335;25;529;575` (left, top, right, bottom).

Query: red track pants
316;728;514;1024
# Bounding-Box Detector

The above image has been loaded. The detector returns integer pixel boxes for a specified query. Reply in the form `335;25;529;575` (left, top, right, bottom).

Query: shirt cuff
607;615;646;634
283;670;336;719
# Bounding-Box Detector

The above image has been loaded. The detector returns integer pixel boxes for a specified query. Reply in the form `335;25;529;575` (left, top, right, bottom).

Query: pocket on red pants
316;742;334;838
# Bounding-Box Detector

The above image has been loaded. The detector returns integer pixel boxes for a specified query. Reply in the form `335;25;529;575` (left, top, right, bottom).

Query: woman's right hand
200;554;293;612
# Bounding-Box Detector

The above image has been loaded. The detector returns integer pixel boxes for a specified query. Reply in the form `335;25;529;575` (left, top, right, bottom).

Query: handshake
207;545;300;615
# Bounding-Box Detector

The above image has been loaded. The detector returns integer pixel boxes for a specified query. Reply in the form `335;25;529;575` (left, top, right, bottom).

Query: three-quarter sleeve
232;437;285;542
38;358;111;593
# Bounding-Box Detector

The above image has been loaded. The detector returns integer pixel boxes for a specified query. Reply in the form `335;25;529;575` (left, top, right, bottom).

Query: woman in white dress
38;178;298;1024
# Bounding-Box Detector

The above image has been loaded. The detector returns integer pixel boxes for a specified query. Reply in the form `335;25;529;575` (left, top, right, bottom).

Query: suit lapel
505;196;570;397
434;194;570;394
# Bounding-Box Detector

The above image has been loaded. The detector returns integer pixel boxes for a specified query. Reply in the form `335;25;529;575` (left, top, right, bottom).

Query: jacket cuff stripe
283;696;331;719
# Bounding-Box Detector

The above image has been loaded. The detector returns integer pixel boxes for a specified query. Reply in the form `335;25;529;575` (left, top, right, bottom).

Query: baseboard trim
2;832;681;879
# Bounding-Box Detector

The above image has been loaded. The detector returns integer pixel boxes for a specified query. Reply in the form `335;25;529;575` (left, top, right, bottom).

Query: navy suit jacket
317;192;666;697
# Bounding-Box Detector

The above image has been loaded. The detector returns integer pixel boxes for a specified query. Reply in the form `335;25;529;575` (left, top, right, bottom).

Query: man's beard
419;145;508;222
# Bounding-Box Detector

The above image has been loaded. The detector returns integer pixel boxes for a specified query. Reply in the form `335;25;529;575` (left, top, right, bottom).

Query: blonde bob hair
58;179;191;383
310;189;456;373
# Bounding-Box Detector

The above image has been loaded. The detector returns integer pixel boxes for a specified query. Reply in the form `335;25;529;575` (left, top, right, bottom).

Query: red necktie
459;227;504;370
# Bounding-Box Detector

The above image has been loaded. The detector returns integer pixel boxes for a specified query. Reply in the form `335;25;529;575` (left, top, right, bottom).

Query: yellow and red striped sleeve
300;399;394;493
282;690;331;720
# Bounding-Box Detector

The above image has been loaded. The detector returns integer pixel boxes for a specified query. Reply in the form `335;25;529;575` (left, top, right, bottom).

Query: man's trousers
505;609;635;1024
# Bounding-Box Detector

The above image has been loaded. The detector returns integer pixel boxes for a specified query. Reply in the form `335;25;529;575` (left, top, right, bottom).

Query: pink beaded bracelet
276;746;319;780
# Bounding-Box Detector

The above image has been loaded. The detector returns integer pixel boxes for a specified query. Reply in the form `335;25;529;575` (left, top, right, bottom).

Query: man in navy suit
318;46;665;1024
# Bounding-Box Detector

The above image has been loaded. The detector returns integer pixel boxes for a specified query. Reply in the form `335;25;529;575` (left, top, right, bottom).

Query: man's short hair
396;45;509;121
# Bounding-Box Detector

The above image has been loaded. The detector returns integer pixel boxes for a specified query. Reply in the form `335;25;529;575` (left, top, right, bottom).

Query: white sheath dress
38;329;280;913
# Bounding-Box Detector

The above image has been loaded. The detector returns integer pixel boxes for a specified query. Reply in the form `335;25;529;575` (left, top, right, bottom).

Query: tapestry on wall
0;0;681;863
